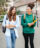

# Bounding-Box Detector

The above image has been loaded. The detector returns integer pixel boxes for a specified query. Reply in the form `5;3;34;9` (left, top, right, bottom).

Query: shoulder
32;14;36;20
21;14;24;19
22;14;24;17
4;14;7;19
16;15;19;19
33;15;36;18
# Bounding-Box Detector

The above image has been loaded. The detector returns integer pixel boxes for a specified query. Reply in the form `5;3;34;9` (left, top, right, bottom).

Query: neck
28;13;32;15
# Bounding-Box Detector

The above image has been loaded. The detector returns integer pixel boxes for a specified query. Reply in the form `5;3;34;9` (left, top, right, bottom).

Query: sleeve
21;14;28;27
16;16;20;28
2;15;7;27
32;16;36;27
8;16;20;29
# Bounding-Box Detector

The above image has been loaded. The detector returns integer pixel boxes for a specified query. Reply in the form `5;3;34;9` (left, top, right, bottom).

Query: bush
0;15;4;21
16;10;21;15
0;8;6;15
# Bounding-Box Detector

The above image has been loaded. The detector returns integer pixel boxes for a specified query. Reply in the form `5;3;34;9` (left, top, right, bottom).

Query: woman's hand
6;25;10;28
28;22;34;27
28;23;31;27
31;22;34;26
9;24;16;28
6;24;16;28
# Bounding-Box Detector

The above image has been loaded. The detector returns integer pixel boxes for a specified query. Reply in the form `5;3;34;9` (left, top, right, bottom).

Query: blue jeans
5;29;16;48
10;29;16;48
5;36;11;48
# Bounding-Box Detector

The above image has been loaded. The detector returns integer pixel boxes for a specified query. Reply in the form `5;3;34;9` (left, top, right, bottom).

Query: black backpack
2;15;8;33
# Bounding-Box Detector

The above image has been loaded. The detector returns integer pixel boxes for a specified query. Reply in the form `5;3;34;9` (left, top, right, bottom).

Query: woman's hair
27;3;35;10
7;6;16;21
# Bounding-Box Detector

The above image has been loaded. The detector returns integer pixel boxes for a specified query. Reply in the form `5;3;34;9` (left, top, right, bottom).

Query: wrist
31;22;34;25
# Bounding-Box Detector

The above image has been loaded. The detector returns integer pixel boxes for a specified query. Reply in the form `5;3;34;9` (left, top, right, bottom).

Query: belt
10;28;14;30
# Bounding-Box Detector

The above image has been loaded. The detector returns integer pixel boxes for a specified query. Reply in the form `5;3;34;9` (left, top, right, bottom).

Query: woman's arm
28;16;36;27
28;22;34;27
5;25;16;28
31;16;36;27
2;15;7;27
15;16;20;28
7;16;20;28
21;14;28;27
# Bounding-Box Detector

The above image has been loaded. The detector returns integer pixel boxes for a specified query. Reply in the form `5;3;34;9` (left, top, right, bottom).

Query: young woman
2;6;20;48
21;3;36;48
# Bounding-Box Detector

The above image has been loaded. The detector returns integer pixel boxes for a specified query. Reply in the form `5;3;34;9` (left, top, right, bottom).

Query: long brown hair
8;6;16;21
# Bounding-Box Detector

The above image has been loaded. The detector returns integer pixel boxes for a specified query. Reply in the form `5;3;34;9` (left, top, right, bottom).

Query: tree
0;0;6;7
0;0;6;15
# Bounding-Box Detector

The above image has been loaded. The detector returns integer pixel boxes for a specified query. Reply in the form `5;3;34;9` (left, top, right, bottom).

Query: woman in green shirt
21;3;36;48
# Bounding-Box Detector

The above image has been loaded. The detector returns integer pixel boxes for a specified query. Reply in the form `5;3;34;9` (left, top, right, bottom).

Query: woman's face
12;8;16;15
26;7;32;15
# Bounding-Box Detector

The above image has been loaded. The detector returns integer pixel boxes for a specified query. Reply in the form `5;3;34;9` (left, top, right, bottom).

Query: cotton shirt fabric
2;14;20;38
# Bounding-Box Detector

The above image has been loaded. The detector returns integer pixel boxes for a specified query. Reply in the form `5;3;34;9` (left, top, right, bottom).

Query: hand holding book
33;19;38;23
28;19;38;27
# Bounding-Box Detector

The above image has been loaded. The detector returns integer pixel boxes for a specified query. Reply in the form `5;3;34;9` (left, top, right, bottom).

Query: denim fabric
5;36;11;48
10;30;16;48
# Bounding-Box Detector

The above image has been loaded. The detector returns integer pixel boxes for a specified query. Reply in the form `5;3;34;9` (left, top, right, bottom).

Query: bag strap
24;14;34;21
33;16;34;21
5;14;8;24
24;14;26;20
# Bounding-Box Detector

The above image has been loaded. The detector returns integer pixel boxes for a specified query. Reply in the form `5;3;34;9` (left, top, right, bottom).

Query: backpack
2;15;8;33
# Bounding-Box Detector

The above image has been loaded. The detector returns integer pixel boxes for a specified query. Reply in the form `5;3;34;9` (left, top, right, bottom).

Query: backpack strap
33;16;34;21
6;14;8;20
24;14;26;20
5;14;8;24
24;14;34;21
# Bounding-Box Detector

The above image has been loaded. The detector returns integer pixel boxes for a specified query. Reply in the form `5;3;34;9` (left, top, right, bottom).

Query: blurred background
0;0;40;48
